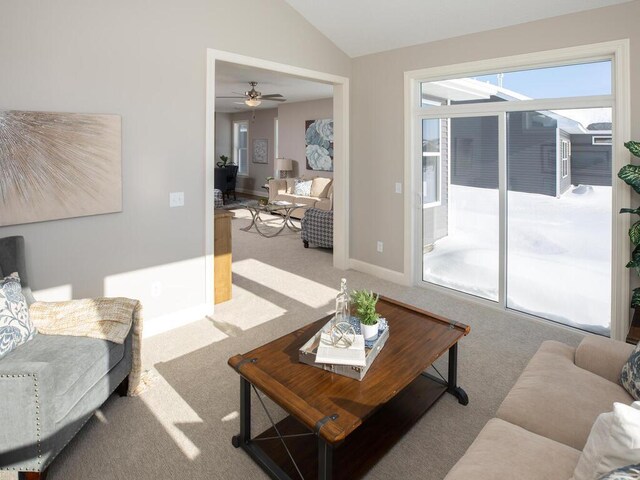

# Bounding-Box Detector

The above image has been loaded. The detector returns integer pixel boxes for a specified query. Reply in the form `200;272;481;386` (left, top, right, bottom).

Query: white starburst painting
0;110;122;226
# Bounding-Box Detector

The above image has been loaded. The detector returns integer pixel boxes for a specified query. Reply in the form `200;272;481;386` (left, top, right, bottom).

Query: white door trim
205;49;350;308
404;39;631;339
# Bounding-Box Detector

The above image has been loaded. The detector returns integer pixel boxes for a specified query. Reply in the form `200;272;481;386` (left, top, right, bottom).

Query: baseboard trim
348;259;410;286
143;303;213;338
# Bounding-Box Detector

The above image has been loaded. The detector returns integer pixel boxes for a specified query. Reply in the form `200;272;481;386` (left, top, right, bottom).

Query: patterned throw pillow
621;343;640;400
599;464;640;480
293;179;312;197
0;273;36;358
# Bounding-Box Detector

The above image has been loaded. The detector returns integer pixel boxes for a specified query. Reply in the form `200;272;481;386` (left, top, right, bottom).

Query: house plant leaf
620;207;640;215
618;164;640;195
626;245;640;274
630;221;640;246
631;287;640;308
625;141;640;159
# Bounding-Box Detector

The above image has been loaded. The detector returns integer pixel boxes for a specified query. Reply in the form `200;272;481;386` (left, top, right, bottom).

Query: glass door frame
404;40;631;340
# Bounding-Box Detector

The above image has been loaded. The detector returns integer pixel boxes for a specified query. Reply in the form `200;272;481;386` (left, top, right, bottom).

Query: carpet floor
3;209;584;480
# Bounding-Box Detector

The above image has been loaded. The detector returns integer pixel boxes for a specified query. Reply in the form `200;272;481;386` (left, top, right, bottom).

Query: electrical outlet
377;241;384;253
395;182;402;194
151;281;162;298
169;192;184;208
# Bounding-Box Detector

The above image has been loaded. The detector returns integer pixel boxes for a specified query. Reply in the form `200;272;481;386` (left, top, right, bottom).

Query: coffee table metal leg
232;377;251;448
447;343;469;406
318;438;333;480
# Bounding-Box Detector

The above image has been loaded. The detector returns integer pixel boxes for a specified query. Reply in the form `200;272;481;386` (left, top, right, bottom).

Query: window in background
274;118;279;177
233;120;248;176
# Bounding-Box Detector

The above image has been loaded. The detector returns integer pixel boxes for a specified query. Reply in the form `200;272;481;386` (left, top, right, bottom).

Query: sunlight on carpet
233;258;337;309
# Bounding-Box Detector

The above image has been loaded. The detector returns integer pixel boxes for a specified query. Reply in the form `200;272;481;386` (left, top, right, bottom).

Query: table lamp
275;157;293;179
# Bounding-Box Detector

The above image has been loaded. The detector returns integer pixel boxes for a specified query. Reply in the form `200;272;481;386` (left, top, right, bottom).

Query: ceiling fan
217;81;287;107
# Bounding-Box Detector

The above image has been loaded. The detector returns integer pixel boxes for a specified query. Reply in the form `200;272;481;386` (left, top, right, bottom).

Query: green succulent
619;141;640;307
350;289;380;326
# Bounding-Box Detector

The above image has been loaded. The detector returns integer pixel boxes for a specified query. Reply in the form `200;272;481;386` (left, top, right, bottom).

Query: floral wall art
0;110;122;227
253;138;268;164
305;118;333;172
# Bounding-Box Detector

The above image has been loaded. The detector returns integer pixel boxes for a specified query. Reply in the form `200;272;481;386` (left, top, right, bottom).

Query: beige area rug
3;209;584;480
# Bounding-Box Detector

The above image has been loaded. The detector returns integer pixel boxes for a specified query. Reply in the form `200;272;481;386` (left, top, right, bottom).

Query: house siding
570;134;612;187
506;112;557;197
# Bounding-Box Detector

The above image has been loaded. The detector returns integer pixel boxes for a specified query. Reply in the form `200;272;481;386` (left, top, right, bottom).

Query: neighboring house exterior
422;79;612;200
420;78;612;250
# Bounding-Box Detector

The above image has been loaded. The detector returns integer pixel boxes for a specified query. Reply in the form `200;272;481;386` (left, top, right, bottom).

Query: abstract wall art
0;110;122;226
305;118;333;172
253;138;268;164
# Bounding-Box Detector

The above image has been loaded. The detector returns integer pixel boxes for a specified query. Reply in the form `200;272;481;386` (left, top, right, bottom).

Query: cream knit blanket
29;297;143;396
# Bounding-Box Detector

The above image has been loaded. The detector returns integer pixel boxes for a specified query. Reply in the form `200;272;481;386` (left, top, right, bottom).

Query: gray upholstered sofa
0;236;134;480
445;335;635;479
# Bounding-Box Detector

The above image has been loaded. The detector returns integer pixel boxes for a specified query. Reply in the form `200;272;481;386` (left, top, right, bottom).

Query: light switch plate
395;182;402;194
170;192;184;208
377;241;384;253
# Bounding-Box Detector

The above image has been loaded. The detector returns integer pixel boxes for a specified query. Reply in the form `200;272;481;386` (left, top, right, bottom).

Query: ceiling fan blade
216;96;246;99
260;94;284;98
262;98;287;102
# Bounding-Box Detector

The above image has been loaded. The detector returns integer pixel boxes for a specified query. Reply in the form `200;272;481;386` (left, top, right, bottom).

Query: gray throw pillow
598;464;640;480
0;272;36;358
621;343;640;400
293;179;312;196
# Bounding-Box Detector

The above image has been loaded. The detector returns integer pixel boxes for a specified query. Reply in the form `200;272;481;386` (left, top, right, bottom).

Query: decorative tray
298;316;389;381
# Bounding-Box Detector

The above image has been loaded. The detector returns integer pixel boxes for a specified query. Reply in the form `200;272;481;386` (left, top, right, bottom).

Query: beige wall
214;112;232;162
0;0;350;321
350;1;640;273
231;108;278;194
277;98;334;179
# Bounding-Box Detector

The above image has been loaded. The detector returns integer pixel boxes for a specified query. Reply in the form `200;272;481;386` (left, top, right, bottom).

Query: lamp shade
275;158;292;171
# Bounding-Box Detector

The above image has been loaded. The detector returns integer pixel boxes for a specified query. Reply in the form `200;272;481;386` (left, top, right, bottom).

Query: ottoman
301;208;333;249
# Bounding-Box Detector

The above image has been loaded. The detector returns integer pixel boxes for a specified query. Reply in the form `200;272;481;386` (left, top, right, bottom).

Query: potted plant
217;155;231;168
617;140;640;311
350;289;380;341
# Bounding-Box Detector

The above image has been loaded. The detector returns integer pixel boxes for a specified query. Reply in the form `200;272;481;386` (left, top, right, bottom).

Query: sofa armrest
268;179;287;202
574;335;634;384
0;361;54;470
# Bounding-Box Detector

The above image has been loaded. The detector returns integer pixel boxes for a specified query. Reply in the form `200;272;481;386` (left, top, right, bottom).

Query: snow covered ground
423;184;612;334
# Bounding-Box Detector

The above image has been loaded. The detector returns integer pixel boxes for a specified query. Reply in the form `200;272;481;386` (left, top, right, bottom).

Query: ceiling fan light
245;98;261;107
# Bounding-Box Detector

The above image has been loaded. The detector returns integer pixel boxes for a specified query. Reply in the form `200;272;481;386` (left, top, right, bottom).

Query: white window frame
592;135;613;146
561;139;570;178
233;120;249;176
404;40;631;340
422;118;442;207
274;117;279;177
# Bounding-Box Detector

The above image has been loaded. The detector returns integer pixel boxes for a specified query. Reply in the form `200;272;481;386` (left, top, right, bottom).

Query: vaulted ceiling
284;0;634;57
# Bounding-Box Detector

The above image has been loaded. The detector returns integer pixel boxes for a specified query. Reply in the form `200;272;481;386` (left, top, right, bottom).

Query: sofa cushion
0;333;124;422
274;193;297;203
310;177;332;198
444;418;580;480
497;341;633;450
572;401;640;480
621;342;640;400
575;335;634;385
293;179;312;196
0;273;36;359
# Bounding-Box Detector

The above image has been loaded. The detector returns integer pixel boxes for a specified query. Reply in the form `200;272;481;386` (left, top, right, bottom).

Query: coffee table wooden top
228;295;469;444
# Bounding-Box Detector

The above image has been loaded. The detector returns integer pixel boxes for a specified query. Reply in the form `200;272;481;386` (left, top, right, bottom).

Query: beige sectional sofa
445;336;635;479
268;177;333;219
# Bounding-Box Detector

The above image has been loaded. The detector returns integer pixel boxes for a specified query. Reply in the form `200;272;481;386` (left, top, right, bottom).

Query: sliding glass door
506;108;612;334
417;60;614;335
422;116;500;302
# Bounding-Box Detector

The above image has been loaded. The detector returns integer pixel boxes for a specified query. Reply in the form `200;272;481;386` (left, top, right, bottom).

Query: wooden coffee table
228;296;470;480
